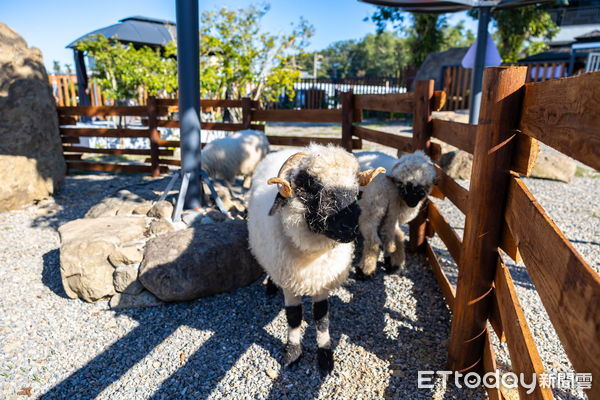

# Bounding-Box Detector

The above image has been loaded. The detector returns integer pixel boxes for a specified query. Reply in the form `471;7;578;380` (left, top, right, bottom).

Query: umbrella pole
468;6;491;124
175;0;203;209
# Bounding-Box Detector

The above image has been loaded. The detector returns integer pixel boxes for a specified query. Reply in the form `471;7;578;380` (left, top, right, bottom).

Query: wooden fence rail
56;69;600;398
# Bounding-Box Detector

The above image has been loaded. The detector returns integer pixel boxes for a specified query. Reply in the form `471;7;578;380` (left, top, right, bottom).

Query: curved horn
358;167;386;186
267;152;308;198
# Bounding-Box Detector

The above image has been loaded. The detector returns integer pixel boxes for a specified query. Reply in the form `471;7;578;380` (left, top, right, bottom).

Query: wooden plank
58;116;77;126
505;175;600;398
489;287;506;343
425;240;456;310
431;119;476;154
433;164;468;214
427;202;462;263
156;120;265;131
144;158;181;166
341;92;355;152
354;92;414;114
65;161;166;174
251;109;342;123
63;146;173;156
447;66;528;374
155;98;259;108
500;223;522;263
60;128;149;138
267;135;361;149
57;106;148;117
63;154;82;161
147;96;161;177
495;260;554;400
482;330;502;400
352;126;413;152
431;90;447;112
519;71;600;171
60;136;80;143
511;133;540;176
156;140;181;147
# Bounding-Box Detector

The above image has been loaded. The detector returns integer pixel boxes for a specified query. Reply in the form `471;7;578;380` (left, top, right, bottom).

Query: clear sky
1;0;476;72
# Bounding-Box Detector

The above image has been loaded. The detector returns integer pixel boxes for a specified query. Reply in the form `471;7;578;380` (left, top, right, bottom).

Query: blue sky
1;0;476;72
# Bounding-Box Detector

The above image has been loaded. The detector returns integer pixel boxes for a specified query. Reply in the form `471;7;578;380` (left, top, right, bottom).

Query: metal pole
73;50;91;106
468;6;491;124
176;0;202;208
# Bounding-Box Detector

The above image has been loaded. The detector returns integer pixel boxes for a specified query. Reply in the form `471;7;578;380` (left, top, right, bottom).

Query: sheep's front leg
312;291;333;375
385;228;406;274
283;289;303;367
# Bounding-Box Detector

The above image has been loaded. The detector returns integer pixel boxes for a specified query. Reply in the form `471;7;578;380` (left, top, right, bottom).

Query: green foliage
199;4;313;102
366;8;476;68
76;34;178;101
469;6;559;62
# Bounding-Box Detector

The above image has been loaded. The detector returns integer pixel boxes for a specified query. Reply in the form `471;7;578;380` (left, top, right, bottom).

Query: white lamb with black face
356;150;436;278
247;144;383;374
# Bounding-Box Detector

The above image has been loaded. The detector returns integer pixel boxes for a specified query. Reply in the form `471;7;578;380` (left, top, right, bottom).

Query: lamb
201;129;269;185
355;150;436;278
247;144;383;374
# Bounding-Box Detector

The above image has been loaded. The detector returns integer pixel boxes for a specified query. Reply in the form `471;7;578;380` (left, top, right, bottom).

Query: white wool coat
247;145;359;297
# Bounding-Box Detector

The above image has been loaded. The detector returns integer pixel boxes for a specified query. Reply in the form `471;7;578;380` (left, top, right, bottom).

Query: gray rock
531;153;577;183
181;210;203;226
108;243;144;266
139;220;262;302
132;203;153;215
148;218;174;235
113;264;144;294
109;290;162;309
0;22;65;212
147;201;173;219
439;150;473;180
85;190;152;218
58;216;147;302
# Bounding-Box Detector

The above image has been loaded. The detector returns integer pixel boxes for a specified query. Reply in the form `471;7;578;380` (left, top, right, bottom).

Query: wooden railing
350;68;599;399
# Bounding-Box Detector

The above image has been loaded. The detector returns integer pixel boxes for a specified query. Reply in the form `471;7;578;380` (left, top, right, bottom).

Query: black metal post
176;0;202;209
73;50;91;106
468;6;491;124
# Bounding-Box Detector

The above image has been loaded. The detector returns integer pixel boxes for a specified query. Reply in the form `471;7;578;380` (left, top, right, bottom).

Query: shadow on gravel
41;249;69;299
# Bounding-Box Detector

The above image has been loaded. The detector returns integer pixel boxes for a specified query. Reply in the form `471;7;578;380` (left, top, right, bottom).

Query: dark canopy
67;16;176;49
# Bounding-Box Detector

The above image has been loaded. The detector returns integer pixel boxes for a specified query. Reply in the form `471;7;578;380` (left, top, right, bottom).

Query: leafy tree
52;60;61;75
468;6;558;62
76;34;178;101
199;4;313;102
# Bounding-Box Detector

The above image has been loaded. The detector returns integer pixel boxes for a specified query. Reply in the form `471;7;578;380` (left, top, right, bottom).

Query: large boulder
530;153;577;183
139;220;262;302
0;22;65;212
85;190;154;218
59;216;148;302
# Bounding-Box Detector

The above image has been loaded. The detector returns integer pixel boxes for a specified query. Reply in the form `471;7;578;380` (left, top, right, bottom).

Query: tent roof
67;16;176;49
359;0;554;13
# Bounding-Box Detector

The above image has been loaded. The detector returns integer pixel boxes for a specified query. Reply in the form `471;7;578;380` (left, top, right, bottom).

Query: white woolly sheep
201;129;269;185
247;144;383;374
355;150;436;278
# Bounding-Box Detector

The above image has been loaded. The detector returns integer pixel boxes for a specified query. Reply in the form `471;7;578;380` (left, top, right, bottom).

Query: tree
468;5;558;62
199;4;313;102
76;34;178;101
52;60;61;75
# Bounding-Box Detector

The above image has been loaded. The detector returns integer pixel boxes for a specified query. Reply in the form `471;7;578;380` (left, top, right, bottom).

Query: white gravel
1;170;596;399
1;173;485;400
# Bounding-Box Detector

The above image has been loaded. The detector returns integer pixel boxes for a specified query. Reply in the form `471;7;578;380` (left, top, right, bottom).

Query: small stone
109;291;163;309
181;211;203;226
391;369;404;378
113;264;144;294
206;210;228;222
148;219;174;236
108;244;144;266
147;201;173;219
132;203;153;215
266;368;278;380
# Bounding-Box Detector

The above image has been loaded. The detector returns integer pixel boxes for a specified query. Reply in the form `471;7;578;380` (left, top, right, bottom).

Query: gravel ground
1;173;484;399
431;174;599;400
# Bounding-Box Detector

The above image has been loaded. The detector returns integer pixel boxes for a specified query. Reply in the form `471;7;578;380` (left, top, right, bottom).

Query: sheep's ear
358;167;386;186
268;193;288;216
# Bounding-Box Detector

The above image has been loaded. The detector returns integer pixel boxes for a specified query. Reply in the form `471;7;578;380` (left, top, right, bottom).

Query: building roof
575;29;600;41
67;16;176;49
550;24;600;46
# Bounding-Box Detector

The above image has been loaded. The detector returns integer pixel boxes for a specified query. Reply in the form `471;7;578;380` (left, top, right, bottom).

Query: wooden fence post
147;95;161;177
340;91;354;152
447;66;528;373
241;97;252;129
409;80;434;252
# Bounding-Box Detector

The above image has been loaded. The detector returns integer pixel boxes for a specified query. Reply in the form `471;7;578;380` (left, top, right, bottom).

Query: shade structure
360;0;554;122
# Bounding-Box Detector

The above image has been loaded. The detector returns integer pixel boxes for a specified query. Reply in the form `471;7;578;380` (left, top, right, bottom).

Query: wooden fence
441;63;569;111
57;68;599;398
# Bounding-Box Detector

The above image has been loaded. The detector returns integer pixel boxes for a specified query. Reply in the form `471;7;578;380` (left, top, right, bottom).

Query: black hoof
265;279;279;296
383;263;400;274
317;348;334;375
283;343;303;367
354;268;372;281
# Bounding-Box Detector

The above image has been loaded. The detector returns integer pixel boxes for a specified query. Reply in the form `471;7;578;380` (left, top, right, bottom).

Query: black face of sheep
294;170;361;243
393;180;428;208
